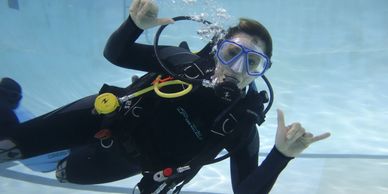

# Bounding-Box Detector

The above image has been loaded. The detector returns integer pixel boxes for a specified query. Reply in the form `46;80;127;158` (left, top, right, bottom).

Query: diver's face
212;32;268;89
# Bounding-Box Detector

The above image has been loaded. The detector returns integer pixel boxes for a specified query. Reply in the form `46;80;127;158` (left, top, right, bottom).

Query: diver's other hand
129;0;174;30
275;109;331;158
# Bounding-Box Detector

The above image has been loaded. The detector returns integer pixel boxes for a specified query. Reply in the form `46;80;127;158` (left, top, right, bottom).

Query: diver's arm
103;15;142;65
103;16;165;73
228;126;260;192
103;0;174;73
233;146;293;194
228;126;293;194
103;15;207;74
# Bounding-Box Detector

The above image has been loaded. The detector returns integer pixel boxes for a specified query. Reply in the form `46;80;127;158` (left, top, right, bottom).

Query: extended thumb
157;18;175;26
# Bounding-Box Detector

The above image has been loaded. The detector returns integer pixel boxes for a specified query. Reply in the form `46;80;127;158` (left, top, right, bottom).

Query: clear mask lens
218;42;243;62
246;52;266;74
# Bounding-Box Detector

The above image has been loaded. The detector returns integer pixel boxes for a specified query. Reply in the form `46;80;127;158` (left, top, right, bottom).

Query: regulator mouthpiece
214;77;242;102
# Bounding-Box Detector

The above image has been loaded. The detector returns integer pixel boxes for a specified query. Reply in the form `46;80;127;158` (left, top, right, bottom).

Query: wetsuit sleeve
228;126;293;194
103;16;165;73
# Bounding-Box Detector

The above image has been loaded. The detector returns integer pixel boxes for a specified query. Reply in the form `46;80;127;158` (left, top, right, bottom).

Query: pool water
1;0;388;193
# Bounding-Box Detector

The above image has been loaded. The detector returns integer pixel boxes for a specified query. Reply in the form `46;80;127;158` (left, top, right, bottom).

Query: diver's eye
248;61;256;70
247;52;266;74
248;54;261;67
220;43;242;62
227;46;241;56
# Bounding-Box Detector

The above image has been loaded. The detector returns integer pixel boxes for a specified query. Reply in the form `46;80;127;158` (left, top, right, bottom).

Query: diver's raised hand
275;109;331;157
129;0;174;30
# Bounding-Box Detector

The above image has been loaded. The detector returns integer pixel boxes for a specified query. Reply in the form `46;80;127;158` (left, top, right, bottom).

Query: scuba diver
0;0;331;193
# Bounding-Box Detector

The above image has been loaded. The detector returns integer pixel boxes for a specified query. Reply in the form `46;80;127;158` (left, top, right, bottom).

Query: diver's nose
229;57;245;73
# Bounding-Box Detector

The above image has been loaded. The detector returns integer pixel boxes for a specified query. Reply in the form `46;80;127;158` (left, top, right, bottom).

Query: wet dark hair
224;18;273;59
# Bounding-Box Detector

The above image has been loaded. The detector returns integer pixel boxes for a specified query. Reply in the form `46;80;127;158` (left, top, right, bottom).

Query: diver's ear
210;44;217;56
210;39;224;57
268;60;272;69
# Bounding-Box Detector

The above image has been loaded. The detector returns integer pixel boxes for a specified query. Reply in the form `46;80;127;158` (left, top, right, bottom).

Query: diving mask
216;39;270;77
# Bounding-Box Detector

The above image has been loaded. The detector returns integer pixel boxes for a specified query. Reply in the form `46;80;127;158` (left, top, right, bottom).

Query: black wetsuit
1;17;293;194
0;102;19;128
0;100;21;161
101;17;293;194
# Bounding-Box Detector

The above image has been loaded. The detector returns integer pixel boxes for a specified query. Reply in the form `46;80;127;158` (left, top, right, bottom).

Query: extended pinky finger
312;132;331;142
